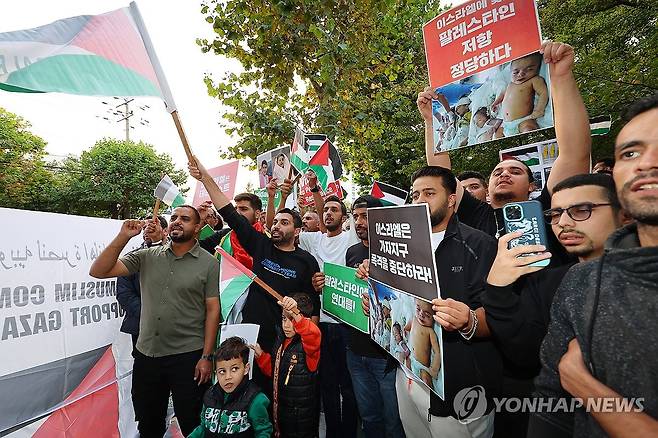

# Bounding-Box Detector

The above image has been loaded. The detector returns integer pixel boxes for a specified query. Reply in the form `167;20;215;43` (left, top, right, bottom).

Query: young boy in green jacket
188;336;272;438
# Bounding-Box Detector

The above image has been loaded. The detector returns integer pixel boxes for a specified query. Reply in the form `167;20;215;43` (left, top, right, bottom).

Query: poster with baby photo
430;53;554;152
256;145;293;188
423;0;551;152
368;278;445;399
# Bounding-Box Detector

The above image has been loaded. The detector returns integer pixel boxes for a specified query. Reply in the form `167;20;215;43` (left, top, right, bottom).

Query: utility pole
116;98;134;141
97;97;150;141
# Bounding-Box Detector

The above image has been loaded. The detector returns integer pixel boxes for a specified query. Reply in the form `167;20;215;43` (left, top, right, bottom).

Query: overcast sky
0;0;257;198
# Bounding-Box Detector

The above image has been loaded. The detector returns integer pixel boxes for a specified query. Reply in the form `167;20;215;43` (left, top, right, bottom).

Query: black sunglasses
544;202;612;225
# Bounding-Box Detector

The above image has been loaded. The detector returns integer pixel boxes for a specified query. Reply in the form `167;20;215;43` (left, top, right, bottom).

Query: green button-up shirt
120;240;219;357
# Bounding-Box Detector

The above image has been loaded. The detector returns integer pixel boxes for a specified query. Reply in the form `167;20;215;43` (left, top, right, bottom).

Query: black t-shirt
456;188;573;267
345;242;392;361
218;203;320;352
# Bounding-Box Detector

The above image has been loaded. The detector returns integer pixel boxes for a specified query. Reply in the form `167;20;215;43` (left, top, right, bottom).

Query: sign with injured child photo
367;278;445;399
423;0;552;152
366;204;445;398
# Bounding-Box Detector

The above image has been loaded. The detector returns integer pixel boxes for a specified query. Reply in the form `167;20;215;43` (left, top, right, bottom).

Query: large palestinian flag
217;248;256;324
0;2;176;112
291;132;343;191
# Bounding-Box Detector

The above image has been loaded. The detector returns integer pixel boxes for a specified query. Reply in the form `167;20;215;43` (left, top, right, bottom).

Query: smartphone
502;200;551;267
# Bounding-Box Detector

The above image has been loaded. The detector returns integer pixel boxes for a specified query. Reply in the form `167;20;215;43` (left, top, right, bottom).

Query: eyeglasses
544;203;612;225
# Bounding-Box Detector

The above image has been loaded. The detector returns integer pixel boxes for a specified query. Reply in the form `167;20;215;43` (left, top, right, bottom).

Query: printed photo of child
432;51;553;153
255;145;293;188
367;279;445;399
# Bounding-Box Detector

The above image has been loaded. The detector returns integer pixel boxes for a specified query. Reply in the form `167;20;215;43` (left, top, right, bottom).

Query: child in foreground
188;336;272;438
251;293;321;438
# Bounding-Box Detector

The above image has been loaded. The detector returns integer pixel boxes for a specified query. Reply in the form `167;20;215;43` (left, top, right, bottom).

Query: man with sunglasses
476;173;624;437
531;95;658;437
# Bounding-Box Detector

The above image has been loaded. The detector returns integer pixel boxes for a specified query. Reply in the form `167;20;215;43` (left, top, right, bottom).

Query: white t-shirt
431;231;446;252
299;230;360;323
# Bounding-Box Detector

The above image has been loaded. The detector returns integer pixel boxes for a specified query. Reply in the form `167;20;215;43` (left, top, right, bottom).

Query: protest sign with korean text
423;0;542;88
322;263;369;333
192;161;240;205
367;204;440;302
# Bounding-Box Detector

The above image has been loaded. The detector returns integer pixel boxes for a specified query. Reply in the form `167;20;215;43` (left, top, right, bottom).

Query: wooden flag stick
153;198;161;221
253;276;284;302
171;110;195;164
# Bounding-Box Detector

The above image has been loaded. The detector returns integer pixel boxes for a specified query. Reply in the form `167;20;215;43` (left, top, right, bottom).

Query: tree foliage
201;0;657;190
0;111;187;218
59;139;188;219
0;108;56;210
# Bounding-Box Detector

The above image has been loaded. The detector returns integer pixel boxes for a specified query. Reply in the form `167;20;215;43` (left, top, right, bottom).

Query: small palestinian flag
217;248;256;322
590;115;612;136
370;181;408;206
308;139;335;190
154;175;185;207
199;224;215;241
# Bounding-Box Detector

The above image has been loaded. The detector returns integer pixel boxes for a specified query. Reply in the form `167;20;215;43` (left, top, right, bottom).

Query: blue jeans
320;323;358;438
347;350;406;438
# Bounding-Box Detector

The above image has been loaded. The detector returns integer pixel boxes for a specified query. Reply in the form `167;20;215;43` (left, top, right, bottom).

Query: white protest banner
0;208;141;436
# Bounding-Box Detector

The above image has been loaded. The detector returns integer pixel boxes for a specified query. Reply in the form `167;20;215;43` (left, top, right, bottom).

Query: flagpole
171;111;195;163
153;199;161;221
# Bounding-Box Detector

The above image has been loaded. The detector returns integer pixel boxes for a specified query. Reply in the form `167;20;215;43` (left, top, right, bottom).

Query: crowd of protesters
91;41;658;438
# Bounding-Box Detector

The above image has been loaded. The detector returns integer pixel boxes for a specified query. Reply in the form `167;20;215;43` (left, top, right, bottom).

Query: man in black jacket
358;166;501;437
481;173;624;437
116;215;168;348
530;94;658;437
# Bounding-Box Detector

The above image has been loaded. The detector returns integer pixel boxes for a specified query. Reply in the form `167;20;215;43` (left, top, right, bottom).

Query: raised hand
119;219;144;240
541;40;575;79
417;86;439;123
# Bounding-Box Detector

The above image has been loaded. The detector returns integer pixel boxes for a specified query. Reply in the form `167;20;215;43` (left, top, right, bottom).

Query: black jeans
319;323;357;438
132;349;208;437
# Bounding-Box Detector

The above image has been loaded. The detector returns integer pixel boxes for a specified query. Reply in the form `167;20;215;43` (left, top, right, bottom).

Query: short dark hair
514;52;543;67
594;157;614;168
324;195;347;216
622;93;658;123
457;170;487;186
289;293;314;318
278;208;303;228
552;173;621;212
411;166;458;195
353;195;383;210
140;215;168;229
234;192;262;211
175;205;200;223
216;336;250;364
260;160;268;166
497;159;535;183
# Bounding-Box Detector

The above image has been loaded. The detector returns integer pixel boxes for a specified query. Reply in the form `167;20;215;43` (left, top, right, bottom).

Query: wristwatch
201;354;214;361
310;186;320;193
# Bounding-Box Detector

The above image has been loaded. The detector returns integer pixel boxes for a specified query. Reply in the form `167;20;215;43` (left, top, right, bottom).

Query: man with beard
358;166;501;437
297;183;360;438
90;206;220;437
344;195;405;438
198;193;264;269
476;173;624;437
530;94;658;437
418;41;591;267
188;157;321;398
302;210;321;232
116;215;169;349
